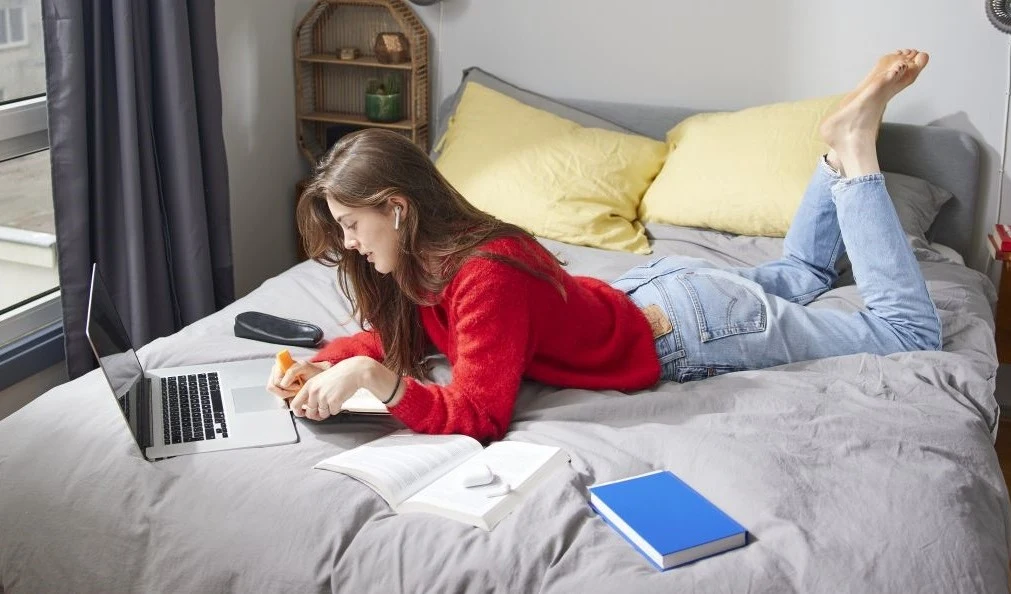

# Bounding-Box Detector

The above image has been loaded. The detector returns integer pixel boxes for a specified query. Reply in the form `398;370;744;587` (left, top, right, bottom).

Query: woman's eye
348;223;357;231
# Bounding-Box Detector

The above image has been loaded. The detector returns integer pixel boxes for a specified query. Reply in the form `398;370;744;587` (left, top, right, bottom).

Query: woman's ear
388;195;408;231
388;195;408;216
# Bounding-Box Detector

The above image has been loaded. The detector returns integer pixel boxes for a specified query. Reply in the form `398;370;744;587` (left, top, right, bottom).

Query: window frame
0;94;47;159
0;93;64;390
0;6;29;50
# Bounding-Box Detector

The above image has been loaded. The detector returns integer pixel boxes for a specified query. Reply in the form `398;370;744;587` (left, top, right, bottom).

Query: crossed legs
734;49;940;351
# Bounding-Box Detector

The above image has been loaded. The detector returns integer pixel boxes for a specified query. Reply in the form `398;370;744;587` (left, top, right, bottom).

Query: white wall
407;0;1008;273
218;1;1008;284
216;0;310;298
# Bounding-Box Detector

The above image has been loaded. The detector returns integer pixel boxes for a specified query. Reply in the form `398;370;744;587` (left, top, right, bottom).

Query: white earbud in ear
394;206;401;230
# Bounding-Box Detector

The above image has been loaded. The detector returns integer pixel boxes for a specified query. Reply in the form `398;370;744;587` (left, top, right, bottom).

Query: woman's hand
288;356;374;421
266;358;332;402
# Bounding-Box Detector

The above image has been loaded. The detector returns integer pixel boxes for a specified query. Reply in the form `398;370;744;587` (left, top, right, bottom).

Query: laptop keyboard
161;372;229;445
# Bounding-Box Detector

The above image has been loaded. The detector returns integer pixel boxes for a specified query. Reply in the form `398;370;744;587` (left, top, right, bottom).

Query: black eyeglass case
234;311;324;349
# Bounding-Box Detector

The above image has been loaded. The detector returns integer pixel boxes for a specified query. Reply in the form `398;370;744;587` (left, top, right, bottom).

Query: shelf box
298;53;416;70
295;0;430;163
298;111;414;131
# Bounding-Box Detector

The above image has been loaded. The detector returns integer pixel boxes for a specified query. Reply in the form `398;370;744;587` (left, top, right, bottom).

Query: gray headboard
436;96;982;262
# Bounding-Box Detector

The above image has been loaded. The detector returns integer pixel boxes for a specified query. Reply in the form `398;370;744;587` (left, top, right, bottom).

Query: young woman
268;49;938;442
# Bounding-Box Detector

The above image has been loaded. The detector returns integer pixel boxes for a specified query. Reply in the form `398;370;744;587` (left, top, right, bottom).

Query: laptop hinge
136;377;153;448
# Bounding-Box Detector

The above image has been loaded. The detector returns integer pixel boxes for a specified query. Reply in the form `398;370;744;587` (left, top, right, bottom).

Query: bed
1;99;1007;593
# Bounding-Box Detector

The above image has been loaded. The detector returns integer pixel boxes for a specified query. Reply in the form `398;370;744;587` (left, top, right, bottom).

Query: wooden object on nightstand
998;259;1011;364
991;233;1011;363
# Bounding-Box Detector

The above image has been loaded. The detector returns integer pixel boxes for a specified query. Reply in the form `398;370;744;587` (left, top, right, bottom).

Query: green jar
365;92;402;123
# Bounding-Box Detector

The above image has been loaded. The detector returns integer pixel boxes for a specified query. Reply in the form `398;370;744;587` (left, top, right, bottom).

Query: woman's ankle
825;150;845;176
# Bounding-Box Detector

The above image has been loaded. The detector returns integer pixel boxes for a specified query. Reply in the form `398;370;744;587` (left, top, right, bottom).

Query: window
0;6;27;48
0;0;62;389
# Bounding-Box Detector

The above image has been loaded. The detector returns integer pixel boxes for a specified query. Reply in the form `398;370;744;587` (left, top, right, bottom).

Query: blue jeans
612;158;942;382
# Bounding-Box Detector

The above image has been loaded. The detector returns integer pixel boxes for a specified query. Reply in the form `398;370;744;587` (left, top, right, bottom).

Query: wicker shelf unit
294;0;430;165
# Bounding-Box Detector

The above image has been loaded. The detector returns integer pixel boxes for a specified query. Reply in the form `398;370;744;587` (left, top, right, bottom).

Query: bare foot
850;50;928;102
821;49;929;176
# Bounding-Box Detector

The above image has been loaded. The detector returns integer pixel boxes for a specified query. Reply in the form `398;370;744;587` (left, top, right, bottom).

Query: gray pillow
883;171;953;238
431;66;632;160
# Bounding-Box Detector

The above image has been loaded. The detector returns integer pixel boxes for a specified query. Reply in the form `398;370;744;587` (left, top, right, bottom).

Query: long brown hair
297;128;563;379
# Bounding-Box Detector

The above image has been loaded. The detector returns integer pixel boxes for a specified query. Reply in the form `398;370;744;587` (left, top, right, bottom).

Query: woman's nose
343;234;356;250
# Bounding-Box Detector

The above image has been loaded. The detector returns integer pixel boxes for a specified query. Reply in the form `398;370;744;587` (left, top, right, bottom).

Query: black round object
988;0;1011;34
407;0;442;5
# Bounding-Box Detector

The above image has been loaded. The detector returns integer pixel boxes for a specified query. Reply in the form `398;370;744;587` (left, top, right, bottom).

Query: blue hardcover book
588;470;747;570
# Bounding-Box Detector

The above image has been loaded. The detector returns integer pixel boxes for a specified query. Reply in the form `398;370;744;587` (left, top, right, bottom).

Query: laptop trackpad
231;386;282;413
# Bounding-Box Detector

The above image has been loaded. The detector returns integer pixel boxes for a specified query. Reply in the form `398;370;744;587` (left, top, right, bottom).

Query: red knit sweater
312;236;660;441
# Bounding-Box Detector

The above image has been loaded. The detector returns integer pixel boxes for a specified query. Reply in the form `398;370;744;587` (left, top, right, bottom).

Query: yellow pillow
639;94;844;237
435;82;667;254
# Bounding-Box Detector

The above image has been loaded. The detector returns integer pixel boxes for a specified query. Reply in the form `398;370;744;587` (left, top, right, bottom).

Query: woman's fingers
280;363;307;389
267;384;292;399
315;397;333;420
280;361;329;389
302;382;334;421
289;379;339;421
287;364;351;422
290;380;322;419
289;384;308;417
266;362;295;399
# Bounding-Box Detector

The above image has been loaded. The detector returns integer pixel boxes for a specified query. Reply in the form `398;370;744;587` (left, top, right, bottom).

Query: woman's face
327;199;402;274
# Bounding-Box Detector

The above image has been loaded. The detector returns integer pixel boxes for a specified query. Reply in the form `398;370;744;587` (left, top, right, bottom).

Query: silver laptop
85;263;298;460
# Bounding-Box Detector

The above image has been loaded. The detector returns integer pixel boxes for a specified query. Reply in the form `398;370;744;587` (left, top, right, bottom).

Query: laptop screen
85;264;146;446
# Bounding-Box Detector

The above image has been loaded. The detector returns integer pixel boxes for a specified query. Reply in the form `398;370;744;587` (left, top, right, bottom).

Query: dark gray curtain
42;0;234;379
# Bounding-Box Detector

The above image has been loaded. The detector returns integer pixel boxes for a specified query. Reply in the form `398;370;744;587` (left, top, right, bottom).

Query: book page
314;430;482;507
400;441;568;530
340;387;389;415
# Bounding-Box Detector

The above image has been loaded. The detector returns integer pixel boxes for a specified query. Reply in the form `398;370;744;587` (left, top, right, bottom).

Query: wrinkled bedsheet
1;226;1007;593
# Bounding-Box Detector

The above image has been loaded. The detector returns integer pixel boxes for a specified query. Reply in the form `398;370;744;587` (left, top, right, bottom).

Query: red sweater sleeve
311;330;384;364
389;259;537;442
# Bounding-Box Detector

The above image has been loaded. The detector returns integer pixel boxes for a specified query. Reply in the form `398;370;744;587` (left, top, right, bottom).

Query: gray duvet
1;226;1008;593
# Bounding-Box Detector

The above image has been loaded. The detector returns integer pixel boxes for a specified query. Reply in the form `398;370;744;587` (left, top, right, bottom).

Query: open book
287;387;389;415
337;388;390;415
314;430;570;530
